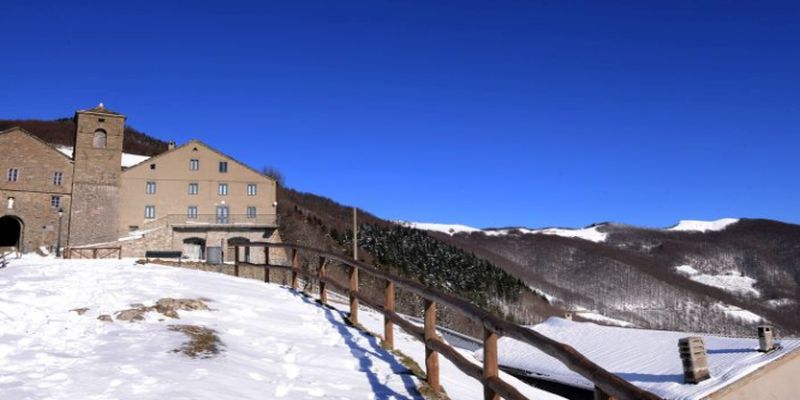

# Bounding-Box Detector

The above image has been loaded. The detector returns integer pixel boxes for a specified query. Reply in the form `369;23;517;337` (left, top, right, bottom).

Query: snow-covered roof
55;146;150;168
480;318;800;400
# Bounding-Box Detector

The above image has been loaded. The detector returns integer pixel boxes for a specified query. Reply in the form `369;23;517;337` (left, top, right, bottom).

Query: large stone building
0;104;279;260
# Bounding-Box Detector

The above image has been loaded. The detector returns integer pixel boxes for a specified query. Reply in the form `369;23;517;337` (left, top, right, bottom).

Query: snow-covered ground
400;221;608;243
674;265;760;297
713;303;763;323
482;318;800;400
56;146;150;168
668;218;739;232
396;221;481;236
0;257;421;399
0;256;563;400
571;309;634;327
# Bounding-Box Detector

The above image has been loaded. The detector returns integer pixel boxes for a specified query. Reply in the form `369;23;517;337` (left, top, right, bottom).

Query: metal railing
143;214;279;229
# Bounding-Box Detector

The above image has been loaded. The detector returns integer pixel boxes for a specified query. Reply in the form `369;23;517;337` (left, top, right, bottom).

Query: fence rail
65;246;122;260
233;242;661;400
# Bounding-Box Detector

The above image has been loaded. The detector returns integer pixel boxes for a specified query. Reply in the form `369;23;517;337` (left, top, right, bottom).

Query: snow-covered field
674;265;760;297
0;257;421;399
0;256;563;400
483;318;800;400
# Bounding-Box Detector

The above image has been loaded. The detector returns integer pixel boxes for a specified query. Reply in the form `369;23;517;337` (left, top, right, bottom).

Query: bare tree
261;166;285;186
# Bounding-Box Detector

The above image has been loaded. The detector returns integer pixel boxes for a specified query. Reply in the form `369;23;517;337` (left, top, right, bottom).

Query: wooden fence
65;246;122;260
234;242;661;400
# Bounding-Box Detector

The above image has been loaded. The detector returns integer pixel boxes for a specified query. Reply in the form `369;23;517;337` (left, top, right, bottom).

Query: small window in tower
53;171;63;186
219;161;228;173
7;197;15;209
51;196;61;208
98;118;105;122
93;129;107;149
7;168;19;182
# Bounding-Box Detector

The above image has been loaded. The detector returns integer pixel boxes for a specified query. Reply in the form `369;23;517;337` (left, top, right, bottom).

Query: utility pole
352;207;358;260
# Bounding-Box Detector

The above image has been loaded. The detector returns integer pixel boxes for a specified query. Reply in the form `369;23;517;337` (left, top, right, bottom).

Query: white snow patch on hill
713;303;764;323
56;146;151;168
398;221;481;235
674;265;760;297
485;226;607;243
479;318;800;400
767;298;795;308
572;310;634;327
668;218;739;232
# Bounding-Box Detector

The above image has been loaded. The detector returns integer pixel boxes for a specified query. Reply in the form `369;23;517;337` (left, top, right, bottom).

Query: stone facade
1;104;281;258
0;128;73;252
69;108;125;246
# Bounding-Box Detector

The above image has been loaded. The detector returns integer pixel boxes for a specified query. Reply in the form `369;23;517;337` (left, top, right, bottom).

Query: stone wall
0;128;74;252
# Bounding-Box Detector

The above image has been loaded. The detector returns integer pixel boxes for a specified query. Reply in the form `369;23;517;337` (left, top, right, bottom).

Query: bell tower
68;103;125;245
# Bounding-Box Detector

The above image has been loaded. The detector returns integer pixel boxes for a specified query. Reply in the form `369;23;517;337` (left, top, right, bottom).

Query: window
188;183;199;195
218;183;228;196
190;159;199;171
53;172;63;186
146;181;157;194
93;129;107;148
247;206;257;219
7;168;19;182
7;197;15;209
216;205;229;223
187;206;198;219
51;196;61;208
150;163;156;170
219;161;228;173
247;184;257;196
144;205;156;219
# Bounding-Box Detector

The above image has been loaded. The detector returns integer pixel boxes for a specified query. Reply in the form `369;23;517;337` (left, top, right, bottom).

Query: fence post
291;249;299;290
264;246;270;283
319;256;327;305
92;248;98;259
349;264;359;324
117;247;122;260
594;386;614;400
483;328;499;400
234;245;240;277
384;280;395;349
424;299;440;392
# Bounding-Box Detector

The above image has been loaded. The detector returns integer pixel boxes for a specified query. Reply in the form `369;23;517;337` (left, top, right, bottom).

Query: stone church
0;104;279;261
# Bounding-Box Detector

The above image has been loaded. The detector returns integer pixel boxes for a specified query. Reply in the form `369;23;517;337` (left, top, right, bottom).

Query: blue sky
2;1;798;228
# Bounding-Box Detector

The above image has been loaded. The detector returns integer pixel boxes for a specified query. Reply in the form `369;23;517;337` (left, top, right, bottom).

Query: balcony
145;214;279;230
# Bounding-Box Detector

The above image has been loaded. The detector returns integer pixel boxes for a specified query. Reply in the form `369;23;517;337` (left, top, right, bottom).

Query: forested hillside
434;220;800;336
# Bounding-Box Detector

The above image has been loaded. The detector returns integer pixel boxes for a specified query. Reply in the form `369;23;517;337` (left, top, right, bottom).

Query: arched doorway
0;215;23;249
182;237;206;260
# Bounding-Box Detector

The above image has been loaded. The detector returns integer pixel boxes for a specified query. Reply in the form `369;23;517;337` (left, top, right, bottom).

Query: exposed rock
97;314;113;322
114;307;151;322
156;298;209;312
70;307;90;315
168;324;222;358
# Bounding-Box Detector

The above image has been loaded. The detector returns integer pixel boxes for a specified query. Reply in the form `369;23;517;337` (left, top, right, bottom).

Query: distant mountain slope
0;118;168;156
422;219;800;335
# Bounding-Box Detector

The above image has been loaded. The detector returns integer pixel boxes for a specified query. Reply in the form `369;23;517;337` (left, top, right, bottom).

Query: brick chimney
679;337;710;384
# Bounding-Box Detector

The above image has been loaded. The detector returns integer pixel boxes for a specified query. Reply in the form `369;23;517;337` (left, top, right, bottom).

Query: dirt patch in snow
113;298;211;322
168;325;222;358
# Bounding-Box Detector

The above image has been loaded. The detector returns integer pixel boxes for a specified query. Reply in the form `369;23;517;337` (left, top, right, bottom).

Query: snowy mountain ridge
400;218;740;242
